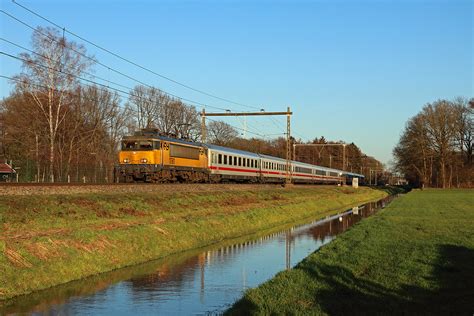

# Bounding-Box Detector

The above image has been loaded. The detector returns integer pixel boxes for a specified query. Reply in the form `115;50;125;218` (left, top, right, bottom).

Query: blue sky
1;0;472;165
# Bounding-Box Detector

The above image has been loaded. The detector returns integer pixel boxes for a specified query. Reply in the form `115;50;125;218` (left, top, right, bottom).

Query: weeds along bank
0;185;386;300
227;189;474;315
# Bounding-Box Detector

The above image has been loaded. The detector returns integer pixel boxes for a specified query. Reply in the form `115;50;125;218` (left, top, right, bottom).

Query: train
115;130;365;185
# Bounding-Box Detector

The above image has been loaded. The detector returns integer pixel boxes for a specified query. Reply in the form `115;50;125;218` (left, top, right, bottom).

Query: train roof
343;171;365;178
206;144;261;158
123;135;204;147
258;153;287;162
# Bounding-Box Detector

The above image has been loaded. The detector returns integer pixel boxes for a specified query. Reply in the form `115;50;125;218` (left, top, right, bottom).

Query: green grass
226;189;474;315
0;186;387;300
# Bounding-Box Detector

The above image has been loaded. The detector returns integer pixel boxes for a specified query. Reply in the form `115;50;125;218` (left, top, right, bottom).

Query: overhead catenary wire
1;7;288;140
0;51;207;115
0;73;268;142
0;9;231;112
1;37;142;95
206;117;268;139
0;39;234;113
10;0;262;111
1;46;269;135
1;72;269;141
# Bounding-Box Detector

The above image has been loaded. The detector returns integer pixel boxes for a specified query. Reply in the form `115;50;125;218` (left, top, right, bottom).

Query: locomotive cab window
139;141;153;149
122;140;154;151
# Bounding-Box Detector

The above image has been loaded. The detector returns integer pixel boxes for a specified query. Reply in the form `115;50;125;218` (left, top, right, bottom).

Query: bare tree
207;121;239;146
394;97;472;188
14;26;94;182
128;85;201;140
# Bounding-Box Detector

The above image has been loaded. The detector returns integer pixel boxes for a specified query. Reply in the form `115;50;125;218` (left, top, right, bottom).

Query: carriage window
251;160;254;168
243;158;246;167
229;156;233;165
246;159;249;167
238;157;242;166
224;155;227;165
234;156;237;166
218;154;222;164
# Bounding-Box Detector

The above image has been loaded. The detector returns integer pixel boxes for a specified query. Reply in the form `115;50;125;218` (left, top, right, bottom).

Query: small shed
0;163;16;182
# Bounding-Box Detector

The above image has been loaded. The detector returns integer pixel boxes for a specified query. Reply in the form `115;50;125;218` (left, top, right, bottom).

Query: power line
268;112;308;140
1;8;282;140
0;9;230;112
206;117;267;139
11;0;262;111
1;45;269;135
0;73;135;113
1;37;138;94
0;39;233;113
1;52;188;117
3;51;272;140
1;74;267;141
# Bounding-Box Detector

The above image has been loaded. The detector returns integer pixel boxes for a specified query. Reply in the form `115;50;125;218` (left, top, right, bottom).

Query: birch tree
14;27;94;182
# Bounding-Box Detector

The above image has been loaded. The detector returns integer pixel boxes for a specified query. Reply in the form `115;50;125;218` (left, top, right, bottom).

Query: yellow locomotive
116;130;208;183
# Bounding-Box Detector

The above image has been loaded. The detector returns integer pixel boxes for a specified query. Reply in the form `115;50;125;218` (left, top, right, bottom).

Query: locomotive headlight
140;158;148;163
123;158;130;163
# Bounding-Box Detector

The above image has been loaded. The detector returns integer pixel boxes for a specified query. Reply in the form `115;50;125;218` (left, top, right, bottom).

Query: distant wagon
0;163;16;182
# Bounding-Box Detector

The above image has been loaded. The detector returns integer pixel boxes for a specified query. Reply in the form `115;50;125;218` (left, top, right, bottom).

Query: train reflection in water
2;196;394;315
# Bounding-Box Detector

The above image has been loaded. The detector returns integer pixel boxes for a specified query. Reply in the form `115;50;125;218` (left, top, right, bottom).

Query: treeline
393;98;473;188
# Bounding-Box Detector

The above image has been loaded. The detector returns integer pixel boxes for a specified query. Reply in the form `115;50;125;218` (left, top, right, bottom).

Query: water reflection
2;195;395;315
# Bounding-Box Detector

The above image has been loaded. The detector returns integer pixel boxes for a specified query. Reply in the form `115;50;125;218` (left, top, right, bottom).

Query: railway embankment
227;189;474;315
0;185;388;300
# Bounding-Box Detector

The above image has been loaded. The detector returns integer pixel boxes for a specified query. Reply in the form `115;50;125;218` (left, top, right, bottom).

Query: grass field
227;189;474;315
0;185;387;300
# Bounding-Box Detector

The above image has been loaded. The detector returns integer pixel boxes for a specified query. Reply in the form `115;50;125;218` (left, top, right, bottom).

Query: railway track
0;182;289;196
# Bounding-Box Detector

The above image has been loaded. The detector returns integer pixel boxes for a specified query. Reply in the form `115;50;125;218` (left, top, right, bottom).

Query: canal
2;195;395;315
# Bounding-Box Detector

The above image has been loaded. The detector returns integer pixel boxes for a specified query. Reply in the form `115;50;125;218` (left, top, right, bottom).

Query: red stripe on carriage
209;166;342;180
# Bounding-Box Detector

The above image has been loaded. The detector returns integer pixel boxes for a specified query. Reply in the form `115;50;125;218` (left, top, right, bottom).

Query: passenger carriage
207;145;260;182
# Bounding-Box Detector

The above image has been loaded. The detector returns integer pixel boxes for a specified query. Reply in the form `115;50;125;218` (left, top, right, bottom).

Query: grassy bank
0;185;387;300
227;189;474;315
